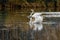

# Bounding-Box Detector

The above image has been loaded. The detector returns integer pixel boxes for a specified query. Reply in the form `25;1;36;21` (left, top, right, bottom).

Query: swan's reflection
33;23;43;30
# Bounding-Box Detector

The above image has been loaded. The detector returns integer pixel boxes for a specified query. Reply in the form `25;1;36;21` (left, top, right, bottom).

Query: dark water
0;0;60;40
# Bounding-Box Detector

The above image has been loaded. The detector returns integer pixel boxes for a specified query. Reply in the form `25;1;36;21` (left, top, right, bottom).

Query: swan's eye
32;17;35;21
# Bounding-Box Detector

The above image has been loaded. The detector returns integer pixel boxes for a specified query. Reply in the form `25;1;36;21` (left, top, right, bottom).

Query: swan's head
32;13;42;17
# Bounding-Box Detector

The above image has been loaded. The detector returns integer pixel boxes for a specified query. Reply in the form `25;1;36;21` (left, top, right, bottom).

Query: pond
0;9;60;40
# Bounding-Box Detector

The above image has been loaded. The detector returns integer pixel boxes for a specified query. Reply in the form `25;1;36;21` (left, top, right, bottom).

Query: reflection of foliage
0;0;8;4
1;24;60;40
27;0;36;3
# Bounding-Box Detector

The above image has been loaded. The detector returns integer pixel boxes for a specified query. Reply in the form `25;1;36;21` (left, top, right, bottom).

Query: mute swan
32;13;43;30
29;9;43;31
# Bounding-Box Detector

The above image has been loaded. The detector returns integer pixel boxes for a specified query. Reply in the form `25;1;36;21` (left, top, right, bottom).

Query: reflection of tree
0;0;8;26
0;0;8;40
27;0;36;3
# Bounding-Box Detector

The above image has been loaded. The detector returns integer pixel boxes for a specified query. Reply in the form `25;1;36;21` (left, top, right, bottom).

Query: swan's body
29;11;43;31
32;13;43;24
32;13;43;30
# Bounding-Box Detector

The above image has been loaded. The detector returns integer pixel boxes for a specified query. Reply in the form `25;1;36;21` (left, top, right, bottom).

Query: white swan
32;13;43;30
29;9;43;31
